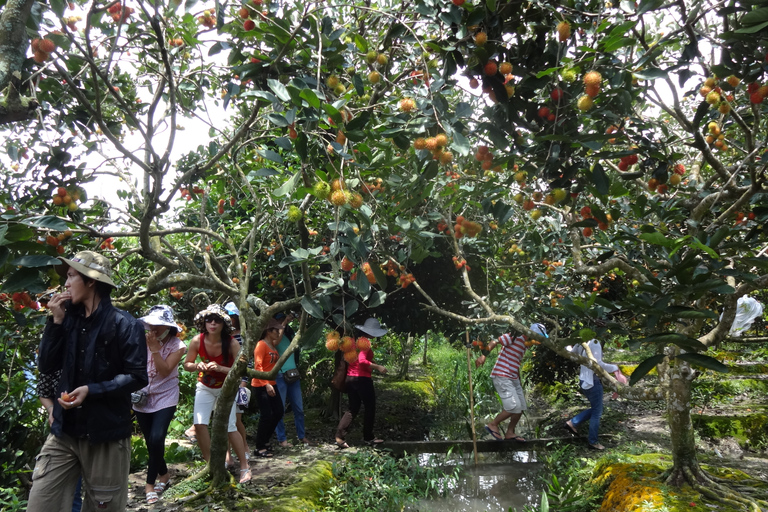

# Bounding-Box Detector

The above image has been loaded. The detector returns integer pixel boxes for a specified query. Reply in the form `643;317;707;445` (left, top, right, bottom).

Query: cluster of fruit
51;187;80;211
263;238;281;257
313;179;364;209
452;256;471;271
454;216;482;239
325;332;370;363
179;186;205;200
325;74;347;96
746;80;768;104
436;221;451;235
697;76;736;115
413;133;453;165
3;292;39;312
216;196;235;215
579;206;613;237
398;273;416;289
168;37;185;47
107;2;134;23
705;121;728;152
44;230;72;255
169;286;184;299
409;69;429;87
541;259;564;278
31;37;56;63
472;145;500;172
507;243;525;256
734;211;757;225
198;9;215;28
238;1;265;31
616;153;638;171
523;337;541;348
471;339;490;354
64;15;81;31
99;237;115;250
577;71;602;111
361;178;384;194
268;274;285;288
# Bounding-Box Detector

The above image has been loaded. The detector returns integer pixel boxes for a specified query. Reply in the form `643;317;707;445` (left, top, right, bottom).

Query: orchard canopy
2;0;768;498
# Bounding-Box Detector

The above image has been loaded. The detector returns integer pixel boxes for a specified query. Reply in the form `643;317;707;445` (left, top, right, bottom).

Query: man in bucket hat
28;251;148;512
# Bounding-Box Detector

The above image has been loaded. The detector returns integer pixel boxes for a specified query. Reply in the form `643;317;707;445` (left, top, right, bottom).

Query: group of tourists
476;322;627;450
28;250;387;510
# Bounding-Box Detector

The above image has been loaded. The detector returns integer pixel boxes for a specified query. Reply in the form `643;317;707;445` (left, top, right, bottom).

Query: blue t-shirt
276;334;297;373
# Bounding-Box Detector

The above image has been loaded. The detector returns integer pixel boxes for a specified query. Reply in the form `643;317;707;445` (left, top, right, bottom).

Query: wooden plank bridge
378;435;590;455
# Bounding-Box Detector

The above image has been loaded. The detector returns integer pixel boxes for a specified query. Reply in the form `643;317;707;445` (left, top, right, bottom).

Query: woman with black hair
183;305;251;483
251;318;286;457
334;318;389;449
134;305;187;504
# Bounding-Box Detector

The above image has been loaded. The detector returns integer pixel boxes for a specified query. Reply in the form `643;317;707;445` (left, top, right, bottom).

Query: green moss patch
267;460;334;512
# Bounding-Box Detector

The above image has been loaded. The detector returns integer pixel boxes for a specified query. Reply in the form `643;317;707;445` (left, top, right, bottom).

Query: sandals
506;435;526;442
335;440;350;450
254;449;274;458
146;491;159;504
563;422;578;436
239;468;252;483
485;425;503;441
364;438;384;447
153;479;171;494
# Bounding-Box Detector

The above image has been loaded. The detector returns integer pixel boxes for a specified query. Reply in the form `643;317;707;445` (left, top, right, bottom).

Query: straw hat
55;251;116;288
139;305;178;330
194;304;233;335
355;318;388;338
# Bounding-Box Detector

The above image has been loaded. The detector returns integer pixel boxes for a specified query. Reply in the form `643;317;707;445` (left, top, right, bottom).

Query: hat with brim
140;305;178;330
266;318;284;331
194;304;233;335
224;301;240;317
55;250;116;288
530;323;548;338
355;318;388;338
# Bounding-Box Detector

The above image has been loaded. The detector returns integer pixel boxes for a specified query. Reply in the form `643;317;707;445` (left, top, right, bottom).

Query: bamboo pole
465;329;479;466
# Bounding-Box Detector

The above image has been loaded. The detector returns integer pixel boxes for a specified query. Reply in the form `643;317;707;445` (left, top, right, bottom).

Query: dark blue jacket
38;296;147;443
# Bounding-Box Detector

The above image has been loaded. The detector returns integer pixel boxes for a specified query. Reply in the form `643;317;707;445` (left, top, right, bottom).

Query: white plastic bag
727;296;763;337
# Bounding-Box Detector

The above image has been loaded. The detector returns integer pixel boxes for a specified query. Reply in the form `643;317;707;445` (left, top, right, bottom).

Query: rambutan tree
1;0;768;507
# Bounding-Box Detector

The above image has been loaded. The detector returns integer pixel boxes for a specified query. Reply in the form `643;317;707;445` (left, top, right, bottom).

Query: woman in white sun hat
133;305;187;504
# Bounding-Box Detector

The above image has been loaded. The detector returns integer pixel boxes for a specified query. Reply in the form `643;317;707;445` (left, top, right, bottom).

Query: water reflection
407;452;543;512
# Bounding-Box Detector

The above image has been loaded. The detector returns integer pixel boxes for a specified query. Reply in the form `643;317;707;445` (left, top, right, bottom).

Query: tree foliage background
2;0;768;505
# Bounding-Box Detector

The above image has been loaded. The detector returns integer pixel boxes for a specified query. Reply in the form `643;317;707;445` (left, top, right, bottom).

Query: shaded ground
124;361;768;510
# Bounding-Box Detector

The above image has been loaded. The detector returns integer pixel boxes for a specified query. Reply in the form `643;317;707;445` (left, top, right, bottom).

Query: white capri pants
193;382;238;432
492;376;527;414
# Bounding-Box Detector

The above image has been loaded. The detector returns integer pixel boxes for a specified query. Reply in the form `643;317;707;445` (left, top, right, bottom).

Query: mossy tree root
679;466;763;512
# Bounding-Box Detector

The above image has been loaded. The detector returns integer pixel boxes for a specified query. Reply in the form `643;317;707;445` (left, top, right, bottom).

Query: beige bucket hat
55;250;116;288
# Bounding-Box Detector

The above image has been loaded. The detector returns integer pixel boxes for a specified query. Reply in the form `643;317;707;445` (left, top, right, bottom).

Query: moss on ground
591;455;751;512
266;460;334;512
693;412;768;450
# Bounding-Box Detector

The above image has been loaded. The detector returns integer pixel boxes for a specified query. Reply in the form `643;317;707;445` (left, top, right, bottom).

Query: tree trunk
398;332;414;379
664;363;705;486
422;332;428;366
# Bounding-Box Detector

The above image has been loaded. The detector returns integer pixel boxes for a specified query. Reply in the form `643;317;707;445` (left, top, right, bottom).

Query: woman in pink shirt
335;318;389;449
133;305;187;504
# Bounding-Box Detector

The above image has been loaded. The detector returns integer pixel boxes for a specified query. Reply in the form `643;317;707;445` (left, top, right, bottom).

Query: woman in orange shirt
251;318;285;457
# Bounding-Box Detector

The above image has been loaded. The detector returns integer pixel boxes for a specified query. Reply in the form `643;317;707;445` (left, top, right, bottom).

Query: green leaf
301;296;324;319
26;216;70;231
578;328;596;342
735;20;768;34
633;67;668;80
299;88;321;109
591;163;610;196
267;113;289;127
741;7;768;25
273;171;300;197
1;267;44;292
49;0;65;18
267;79;291;102
299;321;325;349
675;353;729;373
636;0;664;16
11;255;61;267
639;231;674;248
628;354;665;386
689;237;718;258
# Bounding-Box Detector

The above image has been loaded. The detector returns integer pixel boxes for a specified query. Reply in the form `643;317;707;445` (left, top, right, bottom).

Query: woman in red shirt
252;318;285;457
182;305;251;483
335;318;389;449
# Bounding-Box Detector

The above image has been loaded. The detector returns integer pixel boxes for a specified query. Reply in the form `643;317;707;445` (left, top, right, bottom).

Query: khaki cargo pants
27;434;130;512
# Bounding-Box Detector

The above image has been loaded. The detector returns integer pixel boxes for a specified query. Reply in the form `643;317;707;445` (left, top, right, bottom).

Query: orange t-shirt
251;339;279;387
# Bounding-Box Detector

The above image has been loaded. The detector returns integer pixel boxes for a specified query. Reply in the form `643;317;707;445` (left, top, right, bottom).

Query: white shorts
492;376;527;414
193;382;238;432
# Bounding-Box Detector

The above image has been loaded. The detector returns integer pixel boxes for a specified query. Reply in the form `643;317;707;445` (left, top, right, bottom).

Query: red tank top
198;333;233;389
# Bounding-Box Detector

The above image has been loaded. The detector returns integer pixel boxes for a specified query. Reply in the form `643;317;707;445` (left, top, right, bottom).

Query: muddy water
407;452;544;512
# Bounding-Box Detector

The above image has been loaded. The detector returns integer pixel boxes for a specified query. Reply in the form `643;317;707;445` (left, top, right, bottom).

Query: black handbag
284;368;301;384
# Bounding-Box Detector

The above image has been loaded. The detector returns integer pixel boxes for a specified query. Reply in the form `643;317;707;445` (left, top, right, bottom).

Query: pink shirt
133;336;187;413
346;348;374;378
491;333;526;380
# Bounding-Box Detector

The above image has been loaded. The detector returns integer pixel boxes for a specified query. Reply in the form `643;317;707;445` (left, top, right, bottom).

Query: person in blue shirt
273;313;310;446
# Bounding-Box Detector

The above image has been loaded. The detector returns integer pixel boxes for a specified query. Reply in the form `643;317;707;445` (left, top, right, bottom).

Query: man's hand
58;385;89;409
475;355;486;368
47;291;71;324
614;371;628;385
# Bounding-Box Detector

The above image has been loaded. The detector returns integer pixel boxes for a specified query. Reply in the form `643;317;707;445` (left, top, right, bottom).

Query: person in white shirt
564;338;628;450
